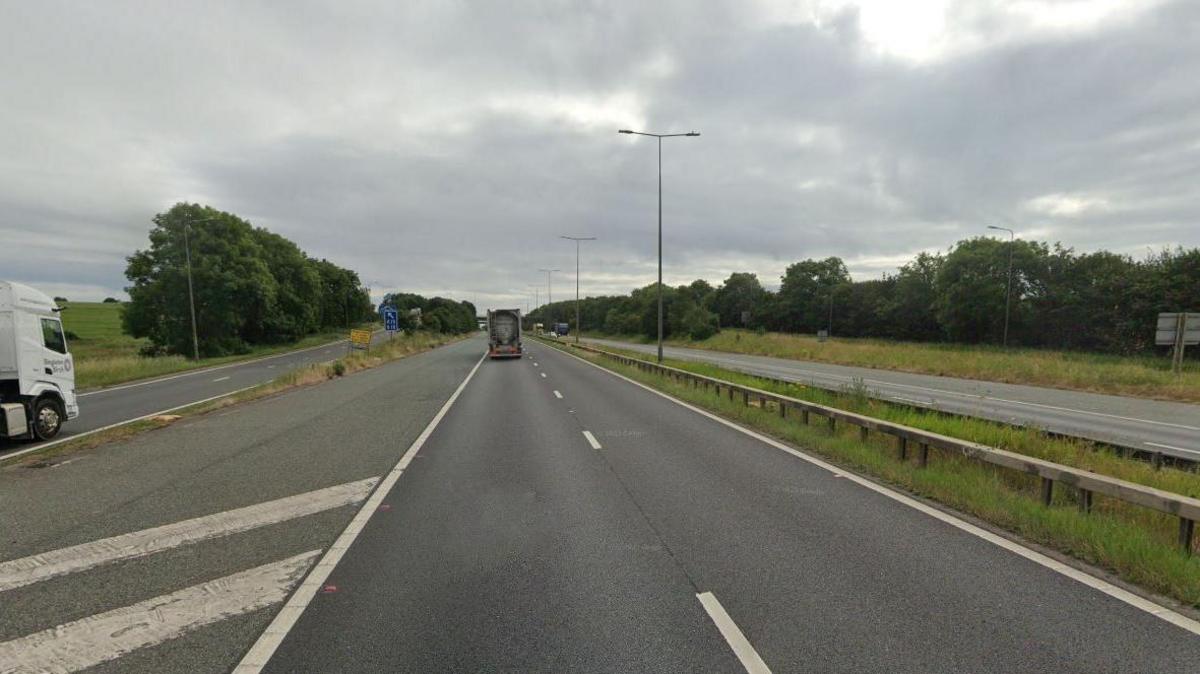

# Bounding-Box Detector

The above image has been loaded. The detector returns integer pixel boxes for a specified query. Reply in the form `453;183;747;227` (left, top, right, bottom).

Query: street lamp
561;235;596;343
988;225;1015;348
618;128;700;363
182;215;219;360
538;268;559;329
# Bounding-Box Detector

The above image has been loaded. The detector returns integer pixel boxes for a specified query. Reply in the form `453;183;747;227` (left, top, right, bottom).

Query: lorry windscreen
41;318;66;354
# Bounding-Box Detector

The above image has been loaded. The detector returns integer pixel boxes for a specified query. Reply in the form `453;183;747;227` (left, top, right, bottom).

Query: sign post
382;306;399;338
350;328;373;354
1156;312;1200;374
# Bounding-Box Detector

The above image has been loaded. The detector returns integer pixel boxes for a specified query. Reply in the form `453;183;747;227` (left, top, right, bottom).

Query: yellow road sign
350;329;372;348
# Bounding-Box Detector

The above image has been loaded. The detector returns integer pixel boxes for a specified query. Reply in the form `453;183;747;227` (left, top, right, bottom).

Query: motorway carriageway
0;330;391;462
3;335;1197;672
585;337;1200;462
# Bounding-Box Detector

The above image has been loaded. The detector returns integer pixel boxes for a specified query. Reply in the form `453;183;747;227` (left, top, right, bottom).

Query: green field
600;329;1200;403
59;302;358;390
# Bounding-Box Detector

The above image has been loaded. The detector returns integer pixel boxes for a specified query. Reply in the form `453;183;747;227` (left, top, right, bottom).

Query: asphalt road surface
3;335;1198;673
0;330;392;461
585;337;1200;462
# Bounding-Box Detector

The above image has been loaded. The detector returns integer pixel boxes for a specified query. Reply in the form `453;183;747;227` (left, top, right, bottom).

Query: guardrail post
1041;478;1054;506
779;400;787;418
742;391;749;406
859;426;868;442
1153;452;1163;471
801;410;810;425
1180;518;1195;555
1079;488;1093;514
897;436;908;461
728;387;735;402
917;442;929;468
827;415;836;433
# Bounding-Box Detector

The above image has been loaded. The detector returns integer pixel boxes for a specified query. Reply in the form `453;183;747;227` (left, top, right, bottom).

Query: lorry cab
0;281;78;440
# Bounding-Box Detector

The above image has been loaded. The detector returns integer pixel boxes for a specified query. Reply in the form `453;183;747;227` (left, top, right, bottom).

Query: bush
328;360;346;377
102;297;120;303
683;306;720;341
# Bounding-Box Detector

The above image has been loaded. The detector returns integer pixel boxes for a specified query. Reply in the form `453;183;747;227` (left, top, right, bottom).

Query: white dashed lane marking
582;431;602;449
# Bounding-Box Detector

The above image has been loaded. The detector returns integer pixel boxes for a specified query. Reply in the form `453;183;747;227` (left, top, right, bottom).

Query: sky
2;0;1198;311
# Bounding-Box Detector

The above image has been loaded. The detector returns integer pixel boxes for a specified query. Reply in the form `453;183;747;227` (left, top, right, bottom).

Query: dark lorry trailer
487;309;522;358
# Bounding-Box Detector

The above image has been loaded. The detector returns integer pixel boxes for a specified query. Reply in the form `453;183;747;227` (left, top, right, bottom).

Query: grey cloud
2;1;1198;311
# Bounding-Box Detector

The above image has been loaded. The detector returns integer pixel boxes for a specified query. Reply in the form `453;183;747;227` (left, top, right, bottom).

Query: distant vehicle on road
553;322;570;337
0;281;79;440
487;309;522;359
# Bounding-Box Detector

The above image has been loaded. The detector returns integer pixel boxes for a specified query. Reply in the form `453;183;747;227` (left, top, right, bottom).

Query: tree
124;204;277;356
103;297;120;303
935;238;1045;344
881;252;942;341
711;272;767;328
776;257;850;333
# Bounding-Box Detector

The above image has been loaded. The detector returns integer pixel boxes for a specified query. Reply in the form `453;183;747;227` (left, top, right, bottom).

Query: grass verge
542;338;1200;609
3;331;466;469
60;300;386;390
593;329;1200;403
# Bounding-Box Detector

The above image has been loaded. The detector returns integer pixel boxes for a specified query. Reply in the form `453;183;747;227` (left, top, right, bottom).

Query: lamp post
182;215;219;360
618;128;700;363
561;235;596;343
538;268;559;329
987;225;1015;347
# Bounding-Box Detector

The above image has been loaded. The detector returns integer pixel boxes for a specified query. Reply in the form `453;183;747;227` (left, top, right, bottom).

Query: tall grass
544;340;1200;607
58;301;381;390
602;328;1200;402
597;343;1200;498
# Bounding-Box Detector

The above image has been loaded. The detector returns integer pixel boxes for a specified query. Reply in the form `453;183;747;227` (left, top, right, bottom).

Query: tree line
379;292;478;335
527;238;1200;355
124;203;375;356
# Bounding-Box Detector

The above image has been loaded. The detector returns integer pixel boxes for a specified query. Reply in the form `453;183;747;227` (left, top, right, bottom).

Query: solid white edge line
551;342;1200;638
213;376;231;382
697;591;772;674
0;384;260;464
1145;441;1200;457
585;339;1200;433
233;351;488;673
582;430;602;450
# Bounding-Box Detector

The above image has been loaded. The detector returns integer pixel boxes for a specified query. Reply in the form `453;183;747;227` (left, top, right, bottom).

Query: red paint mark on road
322;585;338;593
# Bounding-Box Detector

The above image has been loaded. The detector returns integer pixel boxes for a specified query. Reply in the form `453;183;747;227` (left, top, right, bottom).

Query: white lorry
0;281;78;440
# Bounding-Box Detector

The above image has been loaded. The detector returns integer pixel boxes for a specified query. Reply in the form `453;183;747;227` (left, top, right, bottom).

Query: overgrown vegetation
60;300;370;390
654;329;1200;402
123;202;381;357
528;239;1200;358
540;338;1200;608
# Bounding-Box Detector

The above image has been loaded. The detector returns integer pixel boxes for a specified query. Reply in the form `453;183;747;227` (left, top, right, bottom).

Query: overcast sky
2;0;1198;310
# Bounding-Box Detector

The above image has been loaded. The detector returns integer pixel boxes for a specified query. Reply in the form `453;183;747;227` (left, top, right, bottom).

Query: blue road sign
382;307;399;332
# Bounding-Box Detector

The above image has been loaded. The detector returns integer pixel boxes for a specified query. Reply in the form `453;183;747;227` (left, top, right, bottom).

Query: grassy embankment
597;329;1200;403
542;338;1200;609
61;301;372;390
6;330;466;467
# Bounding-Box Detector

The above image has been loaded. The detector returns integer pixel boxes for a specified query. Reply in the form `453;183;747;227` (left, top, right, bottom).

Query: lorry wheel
31;398;63;440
